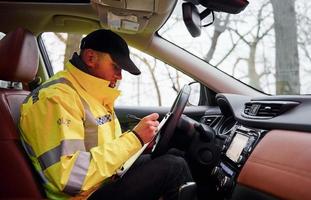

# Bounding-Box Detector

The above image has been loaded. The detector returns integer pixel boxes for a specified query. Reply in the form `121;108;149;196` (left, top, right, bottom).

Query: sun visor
91;0;159;33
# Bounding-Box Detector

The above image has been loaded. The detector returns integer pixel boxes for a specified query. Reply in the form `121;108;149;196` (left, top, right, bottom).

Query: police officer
20;29;193;200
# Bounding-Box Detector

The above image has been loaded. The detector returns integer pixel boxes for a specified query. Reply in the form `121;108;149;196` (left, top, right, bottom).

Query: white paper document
116;112;171;177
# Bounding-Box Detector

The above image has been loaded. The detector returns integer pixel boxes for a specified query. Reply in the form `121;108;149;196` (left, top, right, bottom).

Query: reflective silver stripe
24;78;68;103
38;139;85;170
37;169;49;185
50;78;99;150
21;138;36;157
83;103;99;151
20;138;49;184
63;151;91;195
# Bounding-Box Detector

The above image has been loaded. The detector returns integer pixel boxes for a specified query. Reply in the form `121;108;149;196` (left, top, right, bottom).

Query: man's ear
81;49;97;68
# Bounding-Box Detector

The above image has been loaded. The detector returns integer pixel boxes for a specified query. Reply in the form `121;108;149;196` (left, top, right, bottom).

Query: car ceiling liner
183;0;249;37
90;0;248;36
91;0;162;34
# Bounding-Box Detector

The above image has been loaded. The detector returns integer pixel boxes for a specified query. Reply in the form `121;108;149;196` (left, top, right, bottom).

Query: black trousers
88;152;193;200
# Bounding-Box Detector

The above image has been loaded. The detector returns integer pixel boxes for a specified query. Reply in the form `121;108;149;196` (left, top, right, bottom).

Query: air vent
244;101;299;119
257;104;282;117
201;115;222;127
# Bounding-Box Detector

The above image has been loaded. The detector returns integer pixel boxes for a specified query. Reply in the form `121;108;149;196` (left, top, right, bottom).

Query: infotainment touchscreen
226;133;249;162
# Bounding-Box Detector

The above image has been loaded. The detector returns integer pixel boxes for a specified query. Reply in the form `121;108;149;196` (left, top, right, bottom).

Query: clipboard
116;112;172;177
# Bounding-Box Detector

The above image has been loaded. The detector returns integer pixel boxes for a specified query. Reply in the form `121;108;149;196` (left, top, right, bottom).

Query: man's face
88;52;122;88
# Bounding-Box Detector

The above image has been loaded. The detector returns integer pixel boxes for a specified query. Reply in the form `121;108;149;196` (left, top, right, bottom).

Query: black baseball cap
80;29;141;75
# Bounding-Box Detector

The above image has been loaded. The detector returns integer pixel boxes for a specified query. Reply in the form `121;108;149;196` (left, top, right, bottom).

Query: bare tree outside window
271;0;300;94
160;0;311;95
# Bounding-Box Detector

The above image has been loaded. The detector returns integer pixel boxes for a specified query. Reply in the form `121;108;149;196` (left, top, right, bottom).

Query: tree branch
131;52;162;106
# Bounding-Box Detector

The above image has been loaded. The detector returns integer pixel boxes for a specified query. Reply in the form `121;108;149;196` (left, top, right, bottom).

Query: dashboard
198;93;311;200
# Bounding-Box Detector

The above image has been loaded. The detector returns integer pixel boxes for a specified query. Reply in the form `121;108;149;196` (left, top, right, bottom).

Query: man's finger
144;113;159;120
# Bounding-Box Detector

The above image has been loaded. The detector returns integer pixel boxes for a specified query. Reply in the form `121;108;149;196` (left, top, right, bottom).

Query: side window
41;32;84;73
40;32;197;107
117;48;194;106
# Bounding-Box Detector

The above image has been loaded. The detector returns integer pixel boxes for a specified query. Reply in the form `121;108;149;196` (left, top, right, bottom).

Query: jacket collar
66;54;120;108
69;52;90;74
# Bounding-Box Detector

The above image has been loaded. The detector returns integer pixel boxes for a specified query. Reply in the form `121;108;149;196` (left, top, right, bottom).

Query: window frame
38;33;55;77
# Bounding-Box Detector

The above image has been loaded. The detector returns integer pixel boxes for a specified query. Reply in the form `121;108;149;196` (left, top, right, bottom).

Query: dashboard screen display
226;133;249;162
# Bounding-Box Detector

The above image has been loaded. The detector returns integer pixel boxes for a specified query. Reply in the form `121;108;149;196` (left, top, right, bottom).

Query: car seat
0;27;45;199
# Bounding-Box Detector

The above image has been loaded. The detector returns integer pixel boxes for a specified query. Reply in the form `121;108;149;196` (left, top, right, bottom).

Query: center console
211;124;266;195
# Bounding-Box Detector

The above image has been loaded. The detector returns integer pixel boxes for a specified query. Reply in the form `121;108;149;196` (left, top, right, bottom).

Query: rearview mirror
182;2;201;37
182;0;249;38
198;0;249;14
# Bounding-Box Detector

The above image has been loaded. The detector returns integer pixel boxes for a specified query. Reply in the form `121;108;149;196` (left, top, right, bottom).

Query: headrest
0;28;39;83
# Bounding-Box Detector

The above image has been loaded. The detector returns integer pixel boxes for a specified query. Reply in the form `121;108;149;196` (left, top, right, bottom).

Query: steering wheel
151;84;191;157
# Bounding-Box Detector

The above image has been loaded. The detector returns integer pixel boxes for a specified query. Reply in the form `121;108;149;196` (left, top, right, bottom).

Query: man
20;29;193;200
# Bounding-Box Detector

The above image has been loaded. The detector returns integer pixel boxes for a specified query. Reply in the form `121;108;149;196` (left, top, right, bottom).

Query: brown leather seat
0;27;45;199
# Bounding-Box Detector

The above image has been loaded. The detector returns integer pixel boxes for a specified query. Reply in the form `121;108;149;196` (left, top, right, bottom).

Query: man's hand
133;113;159;144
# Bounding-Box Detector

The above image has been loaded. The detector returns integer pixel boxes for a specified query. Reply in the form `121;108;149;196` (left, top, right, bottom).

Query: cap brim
113;54;141;75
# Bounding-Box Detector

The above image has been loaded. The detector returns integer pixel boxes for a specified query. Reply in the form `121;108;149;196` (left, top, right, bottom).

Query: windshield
159;0;311;95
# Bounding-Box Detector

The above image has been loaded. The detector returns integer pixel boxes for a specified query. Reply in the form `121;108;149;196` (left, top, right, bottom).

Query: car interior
0;0;311;200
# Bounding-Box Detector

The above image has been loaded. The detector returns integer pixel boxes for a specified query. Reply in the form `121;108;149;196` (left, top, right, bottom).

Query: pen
127;114;142;122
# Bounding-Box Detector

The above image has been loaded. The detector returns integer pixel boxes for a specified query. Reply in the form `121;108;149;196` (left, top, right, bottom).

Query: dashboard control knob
220;176;233;191
211;166;221;176
238;155;245;163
